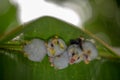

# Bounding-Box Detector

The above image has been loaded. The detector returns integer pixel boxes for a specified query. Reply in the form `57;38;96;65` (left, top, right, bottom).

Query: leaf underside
0;16;120;80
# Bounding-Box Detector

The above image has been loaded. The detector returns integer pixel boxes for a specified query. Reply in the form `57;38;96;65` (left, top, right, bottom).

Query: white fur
24;39;47;62
53;51;69;69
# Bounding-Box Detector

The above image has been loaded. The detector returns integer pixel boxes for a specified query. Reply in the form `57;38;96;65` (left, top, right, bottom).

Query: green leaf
0;16;120;80
84;0;120;46
0;16;118;57
0;49;120;80
0;0;19;35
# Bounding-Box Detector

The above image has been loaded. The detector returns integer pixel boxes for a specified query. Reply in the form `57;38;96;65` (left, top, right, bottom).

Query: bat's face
47;36;67;57
68;44;83;64
82;41;98;64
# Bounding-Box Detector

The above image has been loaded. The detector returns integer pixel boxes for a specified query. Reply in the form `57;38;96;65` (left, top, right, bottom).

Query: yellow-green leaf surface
0;16;120;80
0;0;19;35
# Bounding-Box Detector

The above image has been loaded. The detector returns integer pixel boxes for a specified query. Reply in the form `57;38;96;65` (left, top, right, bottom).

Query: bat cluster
23;36;98;69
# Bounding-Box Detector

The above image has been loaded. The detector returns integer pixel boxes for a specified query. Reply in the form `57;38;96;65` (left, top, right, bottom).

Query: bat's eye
72;52;75;56
84;54;88;59
77;57;80;60
51;43;54;47
57;40;59;44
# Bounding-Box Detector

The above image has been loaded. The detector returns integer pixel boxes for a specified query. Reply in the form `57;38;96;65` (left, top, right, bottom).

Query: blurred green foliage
0;0;19;35
84;0;120;46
